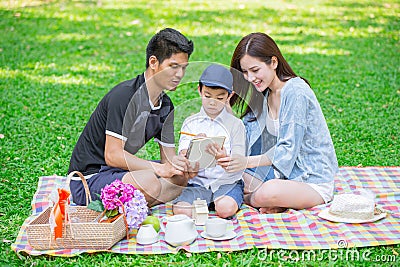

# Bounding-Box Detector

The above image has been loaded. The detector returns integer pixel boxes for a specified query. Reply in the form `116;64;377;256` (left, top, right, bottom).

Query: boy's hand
195;133;207;138
217;154;247;172
205;143;226;160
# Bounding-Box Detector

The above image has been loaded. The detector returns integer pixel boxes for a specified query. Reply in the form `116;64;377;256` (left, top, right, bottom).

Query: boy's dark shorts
172;180;244;209
70;166;127;206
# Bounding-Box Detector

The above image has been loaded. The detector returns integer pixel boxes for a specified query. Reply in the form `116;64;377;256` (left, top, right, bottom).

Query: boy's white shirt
179;107;246;192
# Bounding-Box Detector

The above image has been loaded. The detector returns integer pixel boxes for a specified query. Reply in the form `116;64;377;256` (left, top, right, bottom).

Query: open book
186;136;226;169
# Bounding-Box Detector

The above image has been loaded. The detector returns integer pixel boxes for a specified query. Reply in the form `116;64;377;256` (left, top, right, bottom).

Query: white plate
201;230;237;241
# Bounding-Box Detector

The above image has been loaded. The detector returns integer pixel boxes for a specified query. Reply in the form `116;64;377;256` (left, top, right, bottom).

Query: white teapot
161;214;197;246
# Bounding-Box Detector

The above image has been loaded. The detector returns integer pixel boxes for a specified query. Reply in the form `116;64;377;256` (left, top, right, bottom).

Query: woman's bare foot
259;207;287;214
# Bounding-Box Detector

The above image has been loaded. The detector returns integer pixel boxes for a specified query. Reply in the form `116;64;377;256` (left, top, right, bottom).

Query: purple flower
100;179;148;229
119;190;148;229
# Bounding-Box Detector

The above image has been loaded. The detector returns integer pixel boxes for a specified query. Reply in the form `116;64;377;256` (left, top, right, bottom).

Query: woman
218;32;338;213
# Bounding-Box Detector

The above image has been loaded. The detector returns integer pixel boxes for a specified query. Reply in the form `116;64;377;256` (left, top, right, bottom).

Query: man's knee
143;181;162;202
122;171;161;202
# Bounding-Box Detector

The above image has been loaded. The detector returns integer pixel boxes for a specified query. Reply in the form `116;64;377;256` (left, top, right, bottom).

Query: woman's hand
217;154;248;172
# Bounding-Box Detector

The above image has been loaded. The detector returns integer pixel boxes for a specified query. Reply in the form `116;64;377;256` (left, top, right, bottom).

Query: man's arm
159;145;176;164
104;134;183;177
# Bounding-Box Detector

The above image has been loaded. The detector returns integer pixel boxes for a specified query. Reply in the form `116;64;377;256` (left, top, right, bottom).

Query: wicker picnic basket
26;171;128;250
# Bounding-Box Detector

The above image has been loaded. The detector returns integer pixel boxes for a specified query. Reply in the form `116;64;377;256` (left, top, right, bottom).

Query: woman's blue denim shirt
243;77;338;184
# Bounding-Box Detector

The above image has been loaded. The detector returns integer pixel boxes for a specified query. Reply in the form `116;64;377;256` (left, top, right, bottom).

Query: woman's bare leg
249;179;324;213
243;172;263;205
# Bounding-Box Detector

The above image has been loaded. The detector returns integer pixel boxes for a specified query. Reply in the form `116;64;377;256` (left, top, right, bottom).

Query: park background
0;0;399;266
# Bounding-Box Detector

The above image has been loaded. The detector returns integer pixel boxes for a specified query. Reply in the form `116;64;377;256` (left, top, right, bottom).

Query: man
68;28;196;207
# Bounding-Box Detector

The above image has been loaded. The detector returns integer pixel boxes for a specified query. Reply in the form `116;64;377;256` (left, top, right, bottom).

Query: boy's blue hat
199;64;233;94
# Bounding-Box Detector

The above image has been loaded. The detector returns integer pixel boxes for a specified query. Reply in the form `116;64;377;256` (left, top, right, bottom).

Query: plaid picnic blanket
11;167;400;256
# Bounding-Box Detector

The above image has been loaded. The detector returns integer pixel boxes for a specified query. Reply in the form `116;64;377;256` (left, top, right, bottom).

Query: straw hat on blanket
318;193;387;223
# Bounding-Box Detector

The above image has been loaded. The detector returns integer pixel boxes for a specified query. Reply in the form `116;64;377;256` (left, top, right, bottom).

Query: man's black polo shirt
68;73;175;176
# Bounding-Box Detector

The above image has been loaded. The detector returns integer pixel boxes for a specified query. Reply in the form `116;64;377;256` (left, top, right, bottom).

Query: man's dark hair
146;28;194;68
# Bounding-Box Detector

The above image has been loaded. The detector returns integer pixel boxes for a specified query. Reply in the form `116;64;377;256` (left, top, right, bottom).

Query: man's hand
155;154;199;179
171;154;190;173
172;155;199;179
154;159;183;178
185;160;199;179
179;149;188;157
175;154;199;179
178;149;199;179
217;154;247;172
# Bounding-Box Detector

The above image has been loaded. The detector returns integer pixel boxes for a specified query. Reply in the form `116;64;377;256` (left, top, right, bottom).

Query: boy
172;64;246;219
68;28;196;207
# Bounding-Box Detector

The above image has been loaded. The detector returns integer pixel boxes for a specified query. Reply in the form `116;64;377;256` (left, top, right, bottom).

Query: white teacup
205;218;228;237
136;224;158;245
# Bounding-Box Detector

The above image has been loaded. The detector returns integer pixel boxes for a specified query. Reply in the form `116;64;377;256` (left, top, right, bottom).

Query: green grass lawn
1;0;399;266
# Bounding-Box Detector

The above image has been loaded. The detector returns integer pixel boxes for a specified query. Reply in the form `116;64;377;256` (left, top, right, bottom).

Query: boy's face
199;85;229;119
151;52;189;91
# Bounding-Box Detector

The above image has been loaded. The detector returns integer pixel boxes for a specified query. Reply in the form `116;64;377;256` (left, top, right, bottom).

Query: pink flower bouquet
88;179;148;229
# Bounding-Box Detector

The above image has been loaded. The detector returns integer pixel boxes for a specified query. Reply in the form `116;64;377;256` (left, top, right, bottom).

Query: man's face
152;52;189;91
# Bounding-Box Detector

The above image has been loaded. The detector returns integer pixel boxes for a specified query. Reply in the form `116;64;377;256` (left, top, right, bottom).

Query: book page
186;136;225;169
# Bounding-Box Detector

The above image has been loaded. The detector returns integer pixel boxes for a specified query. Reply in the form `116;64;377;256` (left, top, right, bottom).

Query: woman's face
239;54;276;92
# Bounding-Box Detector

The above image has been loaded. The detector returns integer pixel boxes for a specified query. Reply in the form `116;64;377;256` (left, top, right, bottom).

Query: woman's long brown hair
230;32;309;118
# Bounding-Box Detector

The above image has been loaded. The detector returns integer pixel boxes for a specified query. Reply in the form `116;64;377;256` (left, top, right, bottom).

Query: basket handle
118;199;130;240
67;171;92;206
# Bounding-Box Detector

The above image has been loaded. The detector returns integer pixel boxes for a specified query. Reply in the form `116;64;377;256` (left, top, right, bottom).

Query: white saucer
201;230;236;241
165;233;198;247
